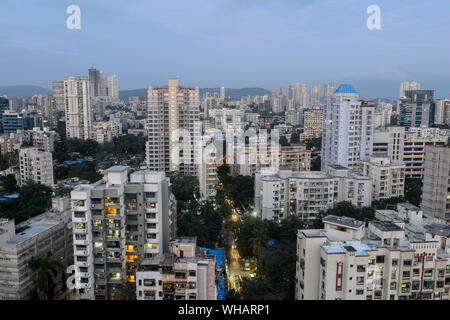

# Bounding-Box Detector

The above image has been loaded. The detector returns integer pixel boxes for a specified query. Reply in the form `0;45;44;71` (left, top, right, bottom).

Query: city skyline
1;0;449;99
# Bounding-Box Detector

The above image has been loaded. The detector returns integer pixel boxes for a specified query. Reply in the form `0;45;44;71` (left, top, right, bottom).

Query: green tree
404;178;422;207
28;253;62;300
236;216;268;258
0;174;18;193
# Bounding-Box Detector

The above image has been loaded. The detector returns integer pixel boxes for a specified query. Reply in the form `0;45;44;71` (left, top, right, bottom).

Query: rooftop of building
322;241;374;256
398;202;420;210
334;84;358;94
103;165;129;173
328;164;348;170
323;215;365;229
298;229;327;238
370;220;403;232
2;211;70;246
424;224;450;237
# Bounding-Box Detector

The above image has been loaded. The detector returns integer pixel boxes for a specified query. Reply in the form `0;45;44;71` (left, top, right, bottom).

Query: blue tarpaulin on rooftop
197;247;226;300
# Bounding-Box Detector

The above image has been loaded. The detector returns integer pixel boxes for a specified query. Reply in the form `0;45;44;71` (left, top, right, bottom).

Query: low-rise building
295;203;450;300
0;197;73;300
135;237;217;300
255;166;371;222
361;157;405;200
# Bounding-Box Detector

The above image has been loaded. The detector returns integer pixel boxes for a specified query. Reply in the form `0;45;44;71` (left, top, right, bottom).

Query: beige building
296;203;450;300
31;127;59;153
135;237;217;300
302;107;323;140
19;147;54;186
421;145;450;222
361;157;405;200
146;78;200;176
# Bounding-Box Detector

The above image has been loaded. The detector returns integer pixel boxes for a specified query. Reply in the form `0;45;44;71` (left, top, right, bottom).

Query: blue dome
335;84;358;94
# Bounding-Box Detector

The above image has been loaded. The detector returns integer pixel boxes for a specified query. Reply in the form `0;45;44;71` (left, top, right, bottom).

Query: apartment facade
301;107;323;140
421;145;450;222
254;166;371;222
19;147;54;186
296;206;450;300
0;197;73;300
70;166;176;300
322;85;374;172
146;78;201;176
135;237;217;300
361;157;405;200
373;126;448;178
64;76;93;140
91;119;123;144
31;127;59;153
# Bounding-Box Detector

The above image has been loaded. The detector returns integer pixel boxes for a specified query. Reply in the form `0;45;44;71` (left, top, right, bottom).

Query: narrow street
224;195;251;293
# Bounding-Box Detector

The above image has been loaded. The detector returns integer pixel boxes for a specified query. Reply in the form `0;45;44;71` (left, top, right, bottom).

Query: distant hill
0;86;52;97
2;85;271;102
119;87;271;101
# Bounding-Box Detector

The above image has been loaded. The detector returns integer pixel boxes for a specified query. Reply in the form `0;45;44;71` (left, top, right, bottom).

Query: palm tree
28;253;62;300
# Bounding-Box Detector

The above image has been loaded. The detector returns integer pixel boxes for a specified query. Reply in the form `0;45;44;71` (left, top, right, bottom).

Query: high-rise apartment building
52;80;65;111
435;99;450;126
0;97;9;134
70;166;176;300
322;85;375;172
107;75;119;103
88;68;107;97
399;90;435;128
311;84;320;108
30;127;59;153
135;237;217;300
296;203;450;300
19;147;54;186
220;87;225;100
421;145;450;222
64;76;93;140
399;81;420;98
323;83;335;107
145;78;201;176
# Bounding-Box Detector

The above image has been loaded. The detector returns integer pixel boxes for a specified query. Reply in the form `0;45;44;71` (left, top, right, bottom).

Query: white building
70;166;176;300
92;119;123;143
209;108;244;131
374;102;393;128
64;76;93;140
322;85;374;172
146;78;201;176
107;75;119;103
421;145;450;222
296;203;450;300
0;197;73;300
361;157;406;200
254;166;371;222
19;147;54;186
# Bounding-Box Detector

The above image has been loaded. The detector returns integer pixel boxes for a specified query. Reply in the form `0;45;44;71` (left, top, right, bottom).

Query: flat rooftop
323;215;365;229
398;202;420;210
424;224;450;237
370;220;403;232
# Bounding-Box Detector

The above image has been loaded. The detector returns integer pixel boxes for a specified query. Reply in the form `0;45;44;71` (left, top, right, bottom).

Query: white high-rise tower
64;76;93;140
321;84;375;172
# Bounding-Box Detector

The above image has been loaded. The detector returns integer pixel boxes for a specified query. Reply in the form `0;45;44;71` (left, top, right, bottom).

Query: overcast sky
1;0;449;99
